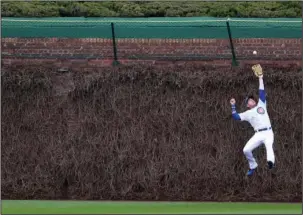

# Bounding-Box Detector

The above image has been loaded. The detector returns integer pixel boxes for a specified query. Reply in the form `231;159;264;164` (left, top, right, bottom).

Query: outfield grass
1;201;302;214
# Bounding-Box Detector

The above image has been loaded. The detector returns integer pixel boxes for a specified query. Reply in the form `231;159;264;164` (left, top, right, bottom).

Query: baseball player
230;64;275;176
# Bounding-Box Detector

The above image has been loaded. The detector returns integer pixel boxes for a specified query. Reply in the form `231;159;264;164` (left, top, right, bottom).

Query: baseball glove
252;64;263;77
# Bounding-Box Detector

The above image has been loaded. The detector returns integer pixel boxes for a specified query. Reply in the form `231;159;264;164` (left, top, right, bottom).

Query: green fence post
226;18;238;67
111;22;119;66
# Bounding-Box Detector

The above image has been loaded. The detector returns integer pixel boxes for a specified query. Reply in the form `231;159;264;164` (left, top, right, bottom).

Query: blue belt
255;127;271;132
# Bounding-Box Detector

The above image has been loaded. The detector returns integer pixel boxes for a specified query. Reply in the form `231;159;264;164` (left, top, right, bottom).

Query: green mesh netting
1;17;302;38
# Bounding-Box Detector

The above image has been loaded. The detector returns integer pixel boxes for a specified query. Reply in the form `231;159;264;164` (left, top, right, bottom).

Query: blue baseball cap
245;95;256;105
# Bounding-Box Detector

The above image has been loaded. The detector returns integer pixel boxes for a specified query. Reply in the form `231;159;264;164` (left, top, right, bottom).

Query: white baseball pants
243;129;275;169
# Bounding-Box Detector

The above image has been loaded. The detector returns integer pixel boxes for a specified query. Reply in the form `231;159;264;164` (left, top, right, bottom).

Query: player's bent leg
243;133;263;176
243;146;258;170
263;130;275;169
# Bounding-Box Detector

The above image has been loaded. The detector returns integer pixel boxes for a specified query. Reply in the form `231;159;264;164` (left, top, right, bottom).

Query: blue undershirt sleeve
231;104;241;120
259;77;266;103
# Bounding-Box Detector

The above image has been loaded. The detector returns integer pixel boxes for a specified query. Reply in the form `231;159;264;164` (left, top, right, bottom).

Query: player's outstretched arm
230;98;241;120
253;64;266;103
259;76;266;103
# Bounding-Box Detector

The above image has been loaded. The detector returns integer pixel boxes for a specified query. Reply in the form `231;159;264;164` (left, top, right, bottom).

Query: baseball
253;50;257;55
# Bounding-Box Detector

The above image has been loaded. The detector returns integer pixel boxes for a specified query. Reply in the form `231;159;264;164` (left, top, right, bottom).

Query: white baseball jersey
239;99;272;131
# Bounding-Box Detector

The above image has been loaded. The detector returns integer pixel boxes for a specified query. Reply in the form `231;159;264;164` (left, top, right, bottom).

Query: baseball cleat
267;161;274;169
246;169;256;176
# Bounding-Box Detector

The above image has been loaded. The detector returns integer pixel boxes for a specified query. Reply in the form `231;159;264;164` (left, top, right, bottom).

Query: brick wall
2;38;302;69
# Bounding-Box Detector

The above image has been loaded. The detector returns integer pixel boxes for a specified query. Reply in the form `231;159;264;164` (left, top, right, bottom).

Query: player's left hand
252;64;263;78
230;98;236;105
